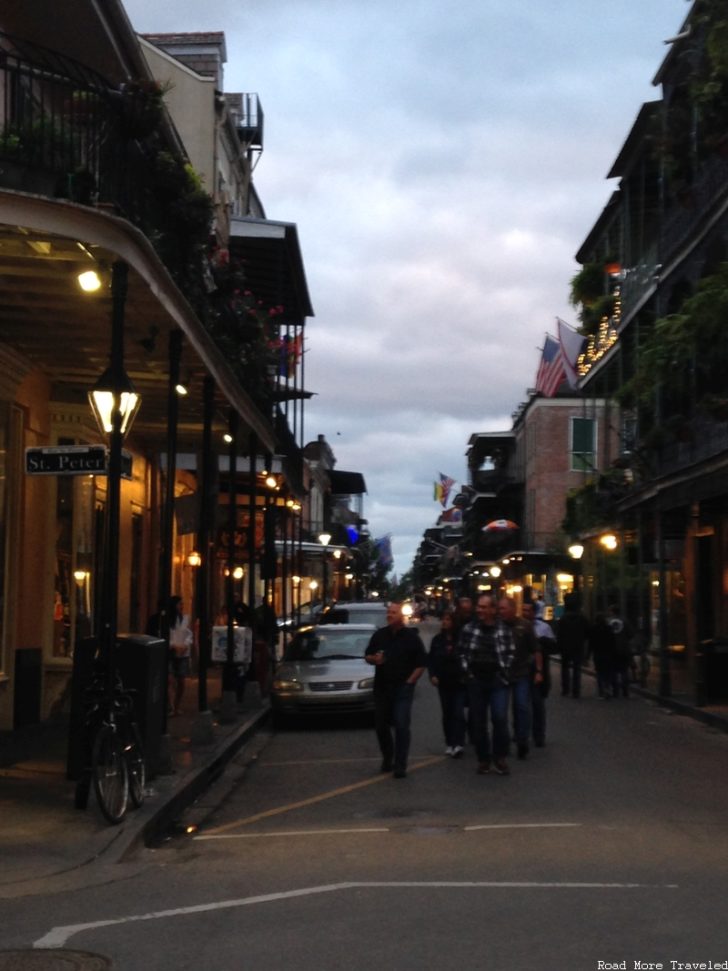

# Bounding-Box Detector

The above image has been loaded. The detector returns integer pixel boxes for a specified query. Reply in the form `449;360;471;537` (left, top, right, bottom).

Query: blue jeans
467;678;510;762
374;682;415;771
509;676;532;746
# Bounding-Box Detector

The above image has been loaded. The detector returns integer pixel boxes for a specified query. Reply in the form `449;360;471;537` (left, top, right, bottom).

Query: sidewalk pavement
0;677;269;899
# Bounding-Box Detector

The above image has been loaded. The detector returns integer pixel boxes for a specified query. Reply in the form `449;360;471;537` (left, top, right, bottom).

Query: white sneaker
445;746;453;756
452;745;463;758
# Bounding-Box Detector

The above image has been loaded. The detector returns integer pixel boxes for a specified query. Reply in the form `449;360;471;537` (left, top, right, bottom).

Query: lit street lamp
318;532;331;606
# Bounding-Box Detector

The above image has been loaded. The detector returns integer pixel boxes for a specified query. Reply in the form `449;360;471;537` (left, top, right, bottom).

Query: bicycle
74;669;146;824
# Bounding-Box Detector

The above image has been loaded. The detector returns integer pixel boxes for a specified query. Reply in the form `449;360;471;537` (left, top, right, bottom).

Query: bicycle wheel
126;723;146;809
92;724;129;824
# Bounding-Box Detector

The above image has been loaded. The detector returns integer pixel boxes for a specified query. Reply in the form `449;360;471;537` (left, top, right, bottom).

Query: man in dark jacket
557;592;590;698
365;602;427;778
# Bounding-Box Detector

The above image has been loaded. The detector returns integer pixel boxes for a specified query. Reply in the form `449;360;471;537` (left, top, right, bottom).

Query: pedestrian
497;597;541;761
148;595;194;716
428;609;466;758
458;594;505;774
167;596;194;715
607;604;634;698
556;592;590;698
521;600;553;747
588;613;616;699
364;602;427;778
454;596;474;634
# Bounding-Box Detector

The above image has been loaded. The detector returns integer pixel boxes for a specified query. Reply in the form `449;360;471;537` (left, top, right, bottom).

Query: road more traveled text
598;962;728;970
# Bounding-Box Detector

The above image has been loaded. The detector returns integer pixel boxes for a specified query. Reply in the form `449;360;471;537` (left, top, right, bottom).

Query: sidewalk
0;677;269;899
582;653;728;732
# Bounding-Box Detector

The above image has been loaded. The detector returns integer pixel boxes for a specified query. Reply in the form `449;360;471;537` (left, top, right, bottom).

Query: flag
434;472;455;507
277;332;303;378
374;534;393;572
534;334;565;398
557;318;586;389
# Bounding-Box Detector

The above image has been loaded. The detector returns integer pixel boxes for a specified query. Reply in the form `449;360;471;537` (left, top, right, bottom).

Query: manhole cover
0;951;112;970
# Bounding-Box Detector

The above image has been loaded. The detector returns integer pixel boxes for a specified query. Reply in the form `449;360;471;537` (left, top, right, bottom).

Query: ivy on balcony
614;263;728;463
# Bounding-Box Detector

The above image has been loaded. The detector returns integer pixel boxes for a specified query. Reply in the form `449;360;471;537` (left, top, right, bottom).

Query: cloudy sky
124;0;686;576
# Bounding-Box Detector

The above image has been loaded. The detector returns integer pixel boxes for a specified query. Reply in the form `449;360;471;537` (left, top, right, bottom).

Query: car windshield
284;630;371;661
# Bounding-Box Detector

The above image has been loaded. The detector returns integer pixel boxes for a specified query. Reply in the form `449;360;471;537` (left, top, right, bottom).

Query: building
0;2;312;730
571;0;728;703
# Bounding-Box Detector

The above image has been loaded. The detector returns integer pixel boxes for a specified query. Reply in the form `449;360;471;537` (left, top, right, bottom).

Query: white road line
464;822;583;832
34;879;679;949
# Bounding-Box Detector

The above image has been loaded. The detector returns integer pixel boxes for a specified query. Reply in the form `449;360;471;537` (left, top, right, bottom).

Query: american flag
535;335;565;398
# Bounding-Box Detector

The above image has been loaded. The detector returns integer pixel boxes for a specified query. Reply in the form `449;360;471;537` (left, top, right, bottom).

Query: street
3;621;728;970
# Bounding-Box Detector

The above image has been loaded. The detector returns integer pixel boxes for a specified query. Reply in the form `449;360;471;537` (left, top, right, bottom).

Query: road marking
197;827;390;840
195;822;582;841
35;880;679;949
200;755;444;836
464;822;582;832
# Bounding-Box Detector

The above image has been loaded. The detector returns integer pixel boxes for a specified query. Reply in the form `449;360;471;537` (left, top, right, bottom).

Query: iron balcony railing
0;31;168;229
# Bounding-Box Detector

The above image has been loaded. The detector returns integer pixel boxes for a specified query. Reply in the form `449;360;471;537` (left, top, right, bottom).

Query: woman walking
428;610;467;757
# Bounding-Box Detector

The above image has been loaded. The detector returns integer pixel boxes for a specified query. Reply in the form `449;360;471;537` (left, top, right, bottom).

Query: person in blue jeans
497;597;541;764
365;602;427;778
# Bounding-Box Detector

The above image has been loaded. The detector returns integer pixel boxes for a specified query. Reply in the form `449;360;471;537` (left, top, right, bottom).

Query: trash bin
115;634;167;777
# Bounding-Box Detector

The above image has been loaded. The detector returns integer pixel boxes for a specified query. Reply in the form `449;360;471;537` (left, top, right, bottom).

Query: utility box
115;634;167;777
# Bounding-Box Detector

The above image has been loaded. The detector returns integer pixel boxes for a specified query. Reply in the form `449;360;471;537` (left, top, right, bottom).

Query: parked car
317;601;388;627
276;600;324;632
271;623;377;720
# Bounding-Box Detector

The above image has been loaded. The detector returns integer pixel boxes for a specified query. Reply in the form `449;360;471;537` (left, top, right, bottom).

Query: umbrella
482;519;519;533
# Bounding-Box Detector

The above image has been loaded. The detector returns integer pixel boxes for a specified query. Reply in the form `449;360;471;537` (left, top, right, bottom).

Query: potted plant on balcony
118;78;171;140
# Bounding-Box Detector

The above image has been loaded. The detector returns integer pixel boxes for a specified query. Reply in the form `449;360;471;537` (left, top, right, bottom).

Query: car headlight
357;677;375;690
272;679;303;692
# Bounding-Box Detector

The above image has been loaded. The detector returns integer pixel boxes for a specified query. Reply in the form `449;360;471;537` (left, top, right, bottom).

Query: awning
229;217;314;322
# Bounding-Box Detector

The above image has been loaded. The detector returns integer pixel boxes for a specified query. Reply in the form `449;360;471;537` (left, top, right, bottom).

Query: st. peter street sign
25;445;132;478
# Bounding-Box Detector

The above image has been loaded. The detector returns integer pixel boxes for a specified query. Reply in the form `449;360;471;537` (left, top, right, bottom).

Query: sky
122;0;688;576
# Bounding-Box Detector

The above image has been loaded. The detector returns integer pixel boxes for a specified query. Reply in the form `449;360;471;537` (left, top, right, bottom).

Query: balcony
660;154;728;270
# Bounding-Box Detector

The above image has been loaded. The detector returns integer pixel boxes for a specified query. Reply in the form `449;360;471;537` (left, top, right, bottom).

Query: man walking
557;592;590;698
365;602;427;778
520;601;552;747
459;594;505;774
497;597;540;760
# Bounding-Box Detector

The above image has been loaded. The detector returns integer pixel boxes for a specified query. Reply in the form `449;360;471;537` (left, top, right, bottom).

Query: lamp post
88;261;140;699
318;532;331;607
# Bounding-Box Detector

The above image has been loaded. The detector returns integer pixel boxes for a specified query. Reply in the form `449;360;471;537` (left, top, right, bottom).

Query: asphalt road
4;620;728;970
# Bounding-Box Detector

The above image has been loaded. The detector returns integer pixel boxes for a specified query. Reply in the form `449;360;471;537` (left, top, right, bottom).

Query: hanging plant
569;262;605;309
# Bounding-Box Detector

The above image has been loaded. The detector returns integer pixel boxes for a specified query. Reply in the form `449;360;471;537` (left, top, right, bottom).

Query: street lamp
89;262;140;697
318;532;331;606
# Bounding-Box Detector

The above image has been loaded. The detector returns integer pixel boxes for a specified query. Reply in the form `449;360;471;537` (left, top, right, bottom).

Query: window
571;417;596;472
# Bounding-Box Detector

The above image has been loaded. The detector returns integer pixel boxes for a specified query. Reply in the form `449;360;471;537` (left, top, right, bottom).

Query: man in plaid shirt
459;594;512;775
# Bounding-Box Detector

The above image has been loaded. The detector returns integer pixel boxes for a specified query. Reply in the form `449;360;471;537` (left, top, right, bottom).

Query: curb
113;705;270;863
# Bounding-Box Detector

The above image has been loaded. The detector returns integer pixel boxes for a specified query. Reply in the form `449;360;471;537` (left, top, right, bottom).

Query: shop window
571;417;596;472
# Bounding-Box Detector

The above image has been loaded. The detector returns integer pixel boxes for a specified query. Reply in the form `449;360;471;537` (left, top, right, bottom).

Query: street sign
25;445;132;478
